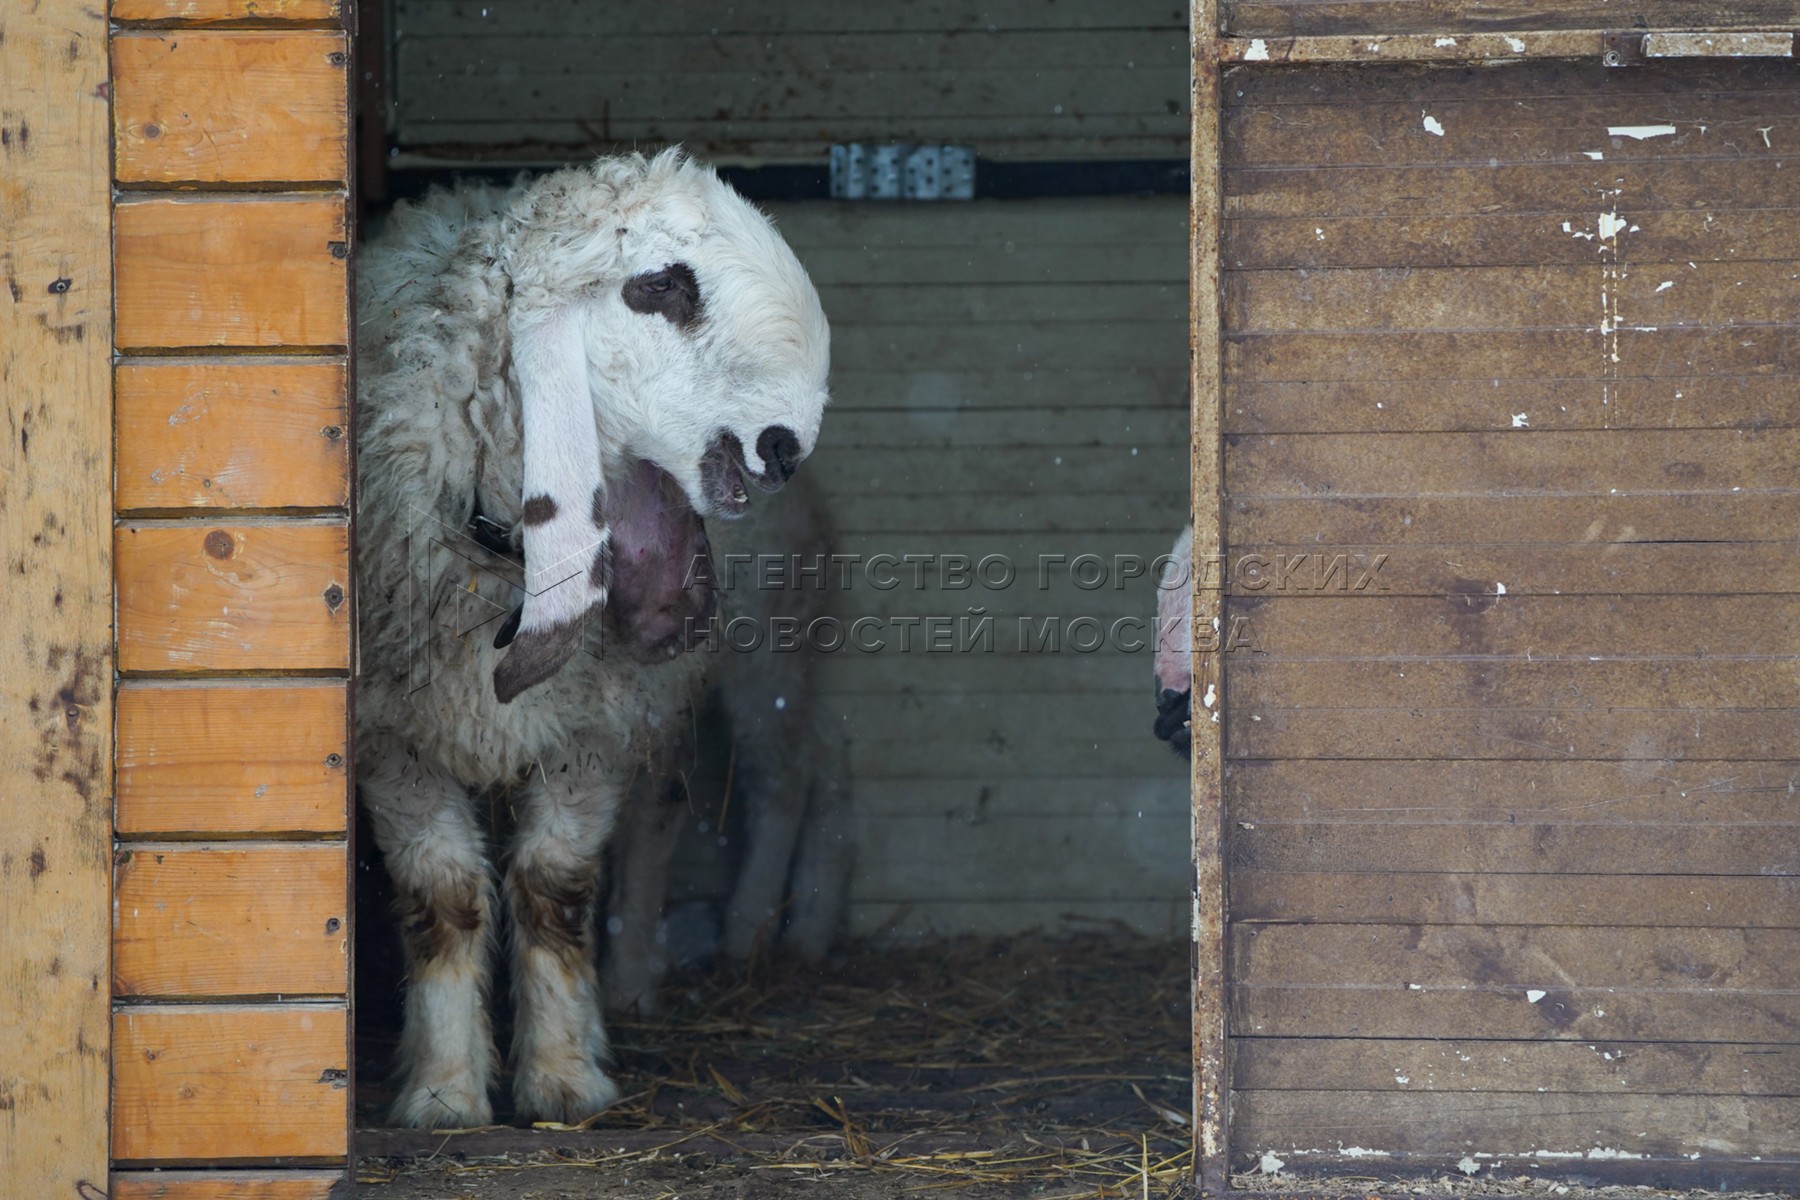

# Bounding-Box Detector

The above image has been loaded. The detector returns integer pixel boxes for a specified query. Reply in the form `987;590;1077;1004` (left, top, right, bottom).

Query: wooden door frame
1186;7;1797;1194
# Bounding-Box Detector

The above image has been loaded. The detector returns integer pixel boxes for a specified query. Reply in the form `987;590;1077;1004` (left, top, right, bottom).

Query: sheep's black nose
756;425;802;484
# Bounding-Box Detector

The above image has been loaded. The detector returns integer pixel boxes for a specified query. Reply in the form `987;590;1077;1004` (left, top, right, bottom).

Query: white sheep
1154;526;1195;756
355;150;831;1128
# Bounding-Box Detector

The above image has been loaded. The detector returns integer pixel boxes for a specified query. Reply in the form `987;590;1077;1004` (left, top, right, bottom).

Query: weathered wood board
1218;59;1800;1183
0;0;114;1194
387;0;1190;161
1224;0;1798;36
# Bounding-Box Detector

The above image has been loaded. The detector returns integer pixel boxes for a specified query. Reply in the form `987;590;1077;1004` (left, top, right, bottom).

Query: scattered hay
360;930;1194;1197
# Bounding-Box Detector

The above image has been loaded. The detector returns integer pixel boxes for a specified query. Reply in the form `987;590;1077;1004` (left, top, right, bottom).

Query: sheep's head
491;150;831;702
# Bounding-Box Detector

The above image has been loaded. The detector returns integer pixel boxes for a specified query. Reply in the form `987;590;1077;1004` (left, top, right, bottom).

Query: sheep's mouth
699;437;752;518
698;432;791;518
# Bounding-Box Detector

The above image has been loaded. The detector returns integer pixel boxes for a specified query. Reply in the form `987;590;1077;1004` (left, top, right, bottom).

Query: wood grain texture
114;846;348;996
116;684;348;834
115;197;348;349
1224;594;1800;660
0;0;113;1191
1232;1091;1799;1161
1232;871;1800;928
113;0;342;19
114;32;348;184
111;1172;347;1200
1235;1037;1800;1095
112;1005;348;1163
116;360;349;511
1234;924;1800;992
1229;758;1800;823
1223;376;1800;435
1223;0;1800;36
1235;979;1800;1043
1219;58;1800;1179
116;523;350;673
390;0;1189;158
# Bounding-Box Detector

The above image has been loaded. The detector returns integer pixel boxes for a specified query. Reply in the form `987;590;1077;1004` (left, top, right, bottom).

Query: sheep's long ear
492;306;610;703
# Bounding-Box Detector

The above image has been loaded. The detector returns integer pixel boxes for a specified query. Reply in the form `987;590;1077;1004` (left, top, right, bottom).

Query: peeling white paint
1562;221;1594;241
1201;683;1217;709
1608;124;1678;140
1583;150;1605;160
1244;38;1270;61
1260;1152;1285;1175
1511;413;1528;428
1457;1157;1481;1176
1315;227;1326;240
1494;583;1507;595
1756;126;1774;149
1585;1147;1645;1160
1504;36;1526;52
1341;1147;1390;1159
1526;989;1547;1003
1394;1074;1410;1085
1422;113;1445;137
1597;212;1629;240
1656;280;1674;292
1434;37;1457;47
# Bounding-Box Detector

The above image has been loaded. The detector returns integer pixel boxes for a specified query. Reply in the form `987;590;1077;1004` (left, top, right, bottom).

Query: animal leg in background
504;762;623;1123
719;709;813;961
360;740;499;1129
781;714;855;961
601;770;690;1015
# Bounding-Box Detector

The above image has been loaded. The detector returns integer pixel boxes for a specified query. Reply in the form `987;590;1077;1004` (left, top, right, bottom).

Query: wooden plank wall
110;0;353;1193
385;0;1190;161
1218;60;1800;1182
667;199;1194;939
1223;0;1797;37
0;1;115;1194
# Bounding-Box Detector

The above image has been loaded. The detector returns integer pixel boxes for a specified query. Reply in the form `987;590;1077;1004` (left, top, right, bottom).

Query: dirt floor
353;934;1796;1200
356;931;1195;1198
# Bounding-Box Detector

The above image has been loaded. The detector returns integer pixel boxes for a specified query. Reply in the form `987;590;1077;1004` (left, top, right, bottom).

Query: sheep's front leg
361;742;498;1129
783;718;855;961
506;770;622;1123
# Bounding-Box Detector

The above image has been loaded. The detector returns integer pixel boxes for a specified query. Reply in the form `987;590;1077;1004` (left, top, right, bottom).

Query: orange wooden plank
116;684;347;835
113;1005;348;1163
114;33;348;184
111;1171;346;1200
116;523;350;673
112;0;342;20
116;360;349;511
114;846;348;997
115;197;348;349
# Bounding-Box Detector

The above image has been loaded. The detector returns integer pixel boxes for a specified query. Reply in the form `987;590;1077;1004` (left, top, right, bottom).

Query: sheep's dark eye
622;262;703;330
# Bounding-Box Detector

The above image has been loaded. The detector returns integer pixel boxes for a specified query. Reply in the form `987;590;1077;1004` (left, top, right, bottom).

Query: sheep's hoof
513;1061;621;1125
389;1075;493;1130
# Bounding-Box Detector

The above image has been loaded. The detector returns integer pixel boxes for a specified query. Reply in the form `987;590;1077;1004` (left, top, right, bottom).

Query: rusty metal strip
1190;0;1229;1192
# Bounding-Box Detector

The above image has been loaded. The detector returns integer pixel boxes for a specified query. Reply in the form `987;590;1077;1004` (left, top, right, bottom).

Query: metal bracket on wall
829;144;976;200
1605;29;1794;65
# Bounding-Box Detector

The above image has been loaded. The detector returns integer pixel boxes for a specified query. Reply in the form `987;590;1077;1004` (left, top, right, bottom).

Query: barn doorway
349;3;1198;1195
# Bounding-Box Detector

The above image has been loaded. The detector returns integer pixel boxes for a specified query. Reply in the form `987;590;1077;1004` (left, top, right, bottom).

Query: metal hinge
1605;29;1793;66
829;144;976;200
